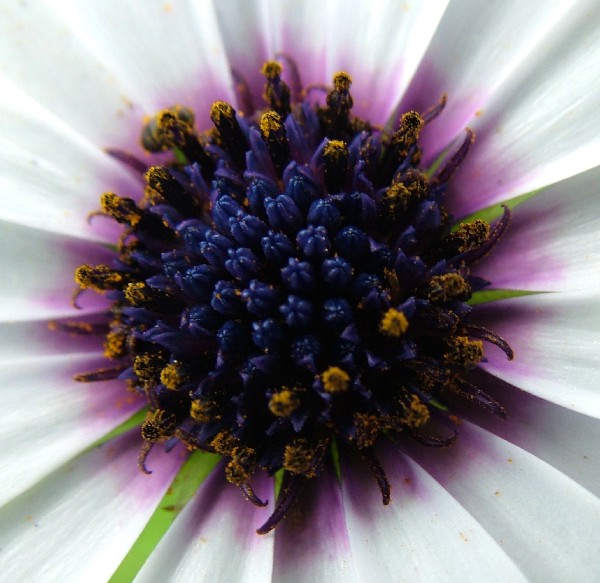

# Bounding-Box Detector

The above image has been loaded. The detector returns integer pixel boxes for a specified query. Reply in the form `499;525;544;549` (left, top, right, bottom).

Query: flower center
72;60;512;534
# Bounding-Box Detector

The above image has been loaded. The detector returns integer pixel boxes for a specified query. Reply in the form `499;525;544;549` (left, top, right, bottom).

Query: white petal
402;421;600;583
0;220;113;320
0;320;102;361
49;0;235;131
400;0;578;157
249;0;450;124
445;0;600;216
0;0;145;149
133;464;274;583
0;84;140;240
0;353;143;507
341;447;527;583
475;291;600;417
473;164;600;292
273;464;357;583
457;369;600;498
0;430;182;583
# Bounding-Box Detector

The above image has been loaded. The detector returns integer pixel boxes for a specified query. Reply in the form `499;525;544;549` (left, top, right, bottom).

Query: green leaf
468;288;546;306
91;408;147;449
454;187;544;228
108;450;220;583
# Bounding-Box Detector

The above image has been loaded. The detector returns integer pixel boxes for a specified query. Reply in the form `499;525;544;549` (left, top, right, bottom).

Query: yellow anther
379;308;409;337
332;71;352;92
160;362;184;390
103;331;127;360
322;366;350;393
428;273;470;302
260;110;283;139
283;439;317;476
402;395;430;428
261;60;283;79
268;388;299;417
445;336;484;366
74;264;125;291
323;139;348;160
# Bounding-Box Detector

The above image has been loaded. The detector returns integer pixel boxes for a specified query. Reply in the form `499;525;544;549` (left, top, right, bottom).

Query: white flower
1;1;600;582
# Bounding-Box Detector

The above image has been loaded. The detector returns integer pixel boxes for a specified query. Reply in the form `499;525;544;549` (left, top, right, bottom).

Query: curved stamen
465;324;514;360
410;428;458;448
240;482;268;507
106;148;148;174
256;473;303;535
450;379;507;419
423;94;447;125
457;205;511;265
138;441;155;475
361;447;391;505
434;128;475;185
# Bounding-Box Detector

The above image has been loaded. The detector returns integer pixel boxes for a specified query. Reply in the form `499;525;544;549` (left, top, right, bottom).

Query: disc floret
73;61;512;533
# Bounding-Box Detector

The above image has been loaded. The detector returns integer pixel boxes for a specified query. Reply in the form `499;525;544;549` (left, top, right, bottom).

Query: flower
1;0;600;582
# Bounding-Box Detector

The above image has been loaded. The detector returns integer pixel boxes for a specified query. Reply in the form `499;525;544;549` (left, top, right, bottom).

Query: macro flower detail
3;1;600;582
74;62;513;533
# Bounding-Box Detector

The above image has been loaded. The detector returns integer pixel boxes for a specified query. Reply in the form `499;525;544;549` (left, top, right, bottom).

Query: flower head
1;1;600;581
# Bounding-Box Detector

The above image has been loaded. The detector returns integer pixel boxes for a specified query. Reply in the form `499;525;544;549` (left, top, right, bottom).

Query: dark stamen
105;148;148;174
256;472;303;534
73;365;128;382
146;166;201;217
322;139;348;193
210;101;249;169
434;128;475;185
240;482;268;507
457;205;511;265
410;428;459;448
260;111;291;177
451;379;507;419
465;324;514;360
230;68;255;117
423;94;447;125
361;447;391;505
324;71;354;139
261;61;291;118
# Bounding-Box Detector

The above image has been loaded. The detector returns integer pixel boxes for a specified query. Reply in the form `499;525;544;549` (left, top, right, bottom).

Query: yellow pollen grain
283;439;316;476
160;362;184;390
383;182;411;212
210;430;239;455
124;282;147;305
74;264;124;291
145;165;171;191
428;273;470;302
260;111;283;138
133;353;165;383
210;100;235;124
333;71;352;91
322;366;350;393
353;412;380;449
323;139;348;160
141;409;176;442
103;331;127;359
268;388;299;417
100;192;141;226
225;446;256;485
403;395;430;427
445;336;484;366
452;220;491;253
379;308;409;337
261;60;283;79
190;399;215;423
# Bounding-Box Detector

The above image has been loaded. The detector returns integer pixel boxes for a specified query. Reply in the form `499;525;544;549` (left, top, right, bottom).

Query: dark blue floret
321;256;354;291
296;225;330;260
75;64;512;535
